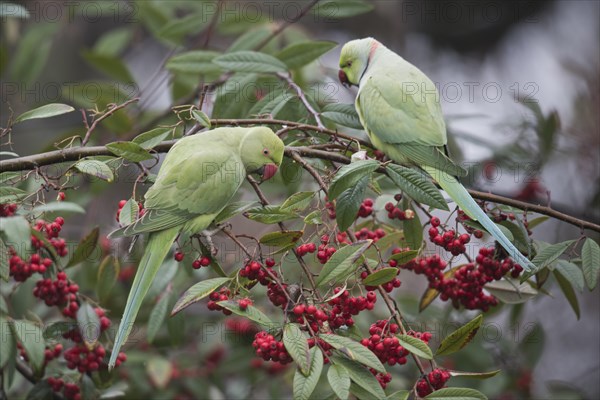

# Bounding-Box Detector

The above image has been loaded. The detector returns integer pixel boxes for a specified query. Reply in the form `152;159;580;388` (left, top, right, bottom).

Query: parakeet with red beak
338;37;535;272
107;126;284;367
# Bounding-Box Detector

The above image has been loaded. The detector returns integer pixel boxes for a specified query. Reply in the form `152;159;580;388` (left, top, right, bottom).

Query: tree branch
81;98;140;146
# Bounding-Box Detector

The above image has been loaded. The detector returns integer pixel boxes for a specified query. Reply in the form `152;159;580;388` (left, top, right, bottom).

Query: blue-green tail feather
423;166;535;272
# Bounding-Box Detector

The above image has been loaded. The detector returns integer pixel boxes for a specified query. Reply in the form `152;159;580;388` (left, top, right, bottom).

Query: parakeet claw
198;224;229;256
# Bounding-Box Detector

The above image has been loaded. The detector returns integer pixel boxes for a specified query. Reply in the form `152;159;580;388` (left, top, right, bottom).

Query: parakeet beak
259;163;279;181
338;69;351;88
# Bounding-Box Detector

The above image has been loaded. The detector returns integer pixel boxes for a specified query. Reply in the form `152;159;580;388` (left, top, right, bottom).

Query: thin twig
289;151;328;193
81;98;140;146
277;72;325;128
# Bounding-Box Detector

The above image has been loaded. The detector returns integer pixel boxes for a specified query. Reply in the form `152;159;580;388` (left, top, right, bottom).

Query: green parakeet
338;37;535;272
107;126;284;367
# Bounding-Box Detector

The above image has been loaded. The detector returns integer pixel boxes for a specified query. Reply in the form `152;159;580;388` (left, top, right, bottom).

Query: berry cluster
238;298;252;310
44;343;63;363
0;203;17;216
239;258;276;284
266;281;288;308
361;320;408;366
354;227;386;242
47;377;81;400
358;198;374;218
207;288;233;315
192;256;211;269
116;199;145;224
33;272;80;316
251;331;292;364
416;368;451;397
428;224;471;256
292;303;329;332
295;242;316;256
64;344;106;372
33;217;68;257
325;200;336;219
373;370;393;389
384;196;415;221
316;235;336;264
9;253;53;282
326;288;377;329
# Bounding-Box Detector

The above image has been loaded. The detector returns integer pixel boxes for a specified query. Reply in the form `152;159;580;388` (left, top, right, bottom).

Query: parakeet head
240;127;284;181
338;37;380;87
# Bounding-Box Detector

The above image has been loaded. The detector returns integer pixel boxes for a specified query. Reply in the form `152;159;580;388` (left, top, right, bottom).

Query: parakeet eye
346;61;352;67
263;149;269;155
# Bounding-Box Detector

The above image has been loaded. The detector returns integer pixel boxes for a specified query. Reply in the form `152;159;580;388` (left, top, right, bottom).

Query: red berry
174;252;184;262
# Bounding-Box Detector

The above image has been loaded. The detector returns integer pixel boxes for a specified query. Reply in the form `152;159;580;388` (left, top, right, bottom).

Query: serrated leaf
106;141;154;162
14;103;75;123
132;127;171;150
293;347;323;400
329;160;379;200
146;357;173;390
316;241;372;288
244;205;297;224
147;293;170;343
259;230;303;248
283;323;311;375
171;277;231;315
30;201;85;215
213;51;287;73
214;201;258;224
165;50;222;74
11;319;45;373
0;172;21;184
387;164;448;210
582;238;600;290
419;266;460;312
67;227;99;268
118;198;139;226
320;333;385;372
191;110;211;129
73;159;114;182
217;300;273;328
276;40;337;70
485;279;538;304
0;216;31;259
362;268;398;286
336;175;369;231
388;250;419;265
332;355;386;399
304;210;323;225
530;239;575;271
77;302;101;347
397;334;433;359
97;255;120;303
281;192;315;212
554;270;580;319
436;314;483;356
312;0;374;19
328;364;350;400
554;260;584;292
321;103;364;130
424;387;488;400
448;369;501;379
349;383;379;400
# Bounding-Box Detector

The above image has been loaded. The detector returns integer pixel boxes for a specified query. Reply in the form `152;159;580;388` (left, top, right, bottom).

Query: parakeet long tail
422;166;535;272
108;226;179;368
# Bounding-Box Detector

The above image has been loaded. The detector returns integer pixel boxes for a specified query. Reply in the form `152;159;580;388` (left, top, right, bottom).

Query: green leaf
349;383;379;400
118;198;139;226
0;172;21;184
336;175;369;231
197;242;227;278
321;103;364;130
82;51;134;83
397;334;433;359
554;270;580;319
214;201;258;224
43;321;77;341
0;186;26;203
387;390;411;400
132;127;171;150
165;50;222;74
244;205;297;224
73;159;115;182
0;2;30;18
304;210;323;225
281;192;315;212
329;160;379;200
26;381;55;400
436;314;483;356
527;216;549;230
283;323;311;375
448;369;501;379
93;28;133;57
316;241;372;288
0;238;8;281
327;364;350;400
582;238;600;290
14;103;75;123
498;220;530;254
0;316;16;368
386;164;448;210
424;387;488;400
293;347;324;400
388;250;419;265
259;230;303;248
0;216;31;259
276;40;337;70
30;201;85;215
106;141;154;162
484;279;538;304
213;51;288;73
554;260;584;292
10;23;57;85
191;110;211;129
171;277;231;315
217;300;273;328
332;356;386;399
157;12;209;43
530;239;575;270
362;268;398;286
66;227;100;268
146;356;173;390
97;255;120;304
402;199;423;250
77;302;101;348
364;231;406;259
320;334;385;372
227;27;272;52
312;0;374;19
11;319;45;374
147;293;170;343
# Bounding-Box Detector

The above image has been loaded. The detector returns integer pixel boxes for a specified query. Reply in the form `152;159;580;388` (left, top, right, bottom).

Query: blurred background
2;1;599;399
